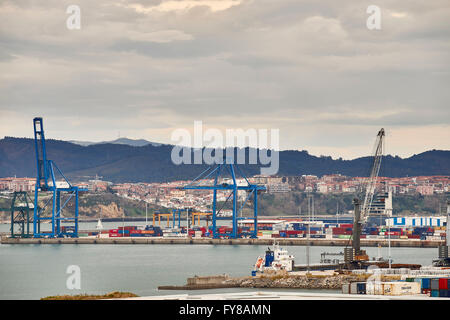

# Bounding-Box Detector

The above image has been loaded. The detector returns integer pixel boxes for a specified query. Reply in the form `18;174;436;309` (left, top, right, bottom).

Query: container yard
1;219;447;244
342;274;450;298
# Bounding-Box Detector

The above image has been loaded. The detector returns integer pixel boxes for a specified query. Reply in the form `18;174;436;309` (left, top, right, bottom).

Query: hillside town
1;174;449;212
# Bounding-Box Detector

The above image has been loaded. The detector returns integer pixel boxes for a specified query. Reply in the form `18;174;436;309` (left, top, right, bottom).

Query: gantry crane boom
361;128;385;222
33;118;50;191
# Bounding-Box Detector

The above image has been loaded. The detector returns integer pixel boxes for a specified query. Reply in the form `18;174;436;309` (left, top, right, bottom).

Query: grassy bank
41;291;138;300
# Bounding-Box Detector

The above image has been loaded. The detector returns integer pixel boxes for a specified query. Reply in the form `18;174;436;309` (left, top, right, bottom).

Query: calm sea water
0;222;438;300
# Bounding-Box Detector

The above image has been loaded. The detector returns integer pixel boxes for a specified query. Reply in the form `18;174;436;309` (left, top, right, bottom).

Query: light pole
145;202;148;227
306;194;311;272
122;209;125;238
336;201;339;225
388;219;391;269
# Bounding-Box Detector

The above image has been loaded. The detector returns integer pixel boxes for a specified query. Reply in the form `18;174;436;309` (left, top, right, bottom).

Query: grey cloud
0;0;448;157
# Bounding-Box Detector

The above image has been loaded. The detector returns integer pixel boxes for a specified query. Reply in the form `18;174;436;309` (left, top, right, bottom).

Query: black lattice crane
361;128;385;222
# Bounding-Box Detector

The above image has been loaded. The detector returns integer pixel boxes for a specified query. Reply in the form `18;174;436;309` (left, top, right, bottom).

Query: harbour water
0;231;438;300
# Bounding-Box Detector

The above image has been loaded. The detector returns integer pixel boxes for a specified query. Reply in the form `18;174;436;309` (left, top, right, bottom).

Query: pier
0;235;444;247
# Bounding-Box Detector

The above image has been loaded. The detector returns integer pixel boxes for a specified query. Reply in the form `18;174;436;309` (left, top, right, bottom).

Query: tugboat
252;242;295;275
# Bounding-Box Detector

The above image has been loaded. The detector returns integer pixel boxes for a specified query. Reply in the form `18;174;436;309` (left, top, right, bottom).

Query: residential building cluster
0;177;35;192
1;175;448;211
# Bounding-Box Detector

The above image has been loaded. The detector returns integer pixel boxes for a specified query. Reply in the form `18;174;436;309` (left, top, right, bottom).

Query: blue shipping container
421;278;430;289
439;290;448;297
357;283;366;294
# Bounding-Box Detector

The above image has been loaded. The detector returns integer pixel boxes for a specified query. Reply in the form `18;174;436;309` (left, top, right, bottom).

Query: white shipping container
272;223;286;231
382;282;421;296
366;282;384;295
194;231;203;238
350;282;358;294
341;283;350;294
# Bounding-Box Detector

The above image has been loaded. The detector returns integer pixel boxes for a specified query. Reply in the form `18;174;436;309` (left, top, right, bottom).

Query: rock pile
227;274;369;290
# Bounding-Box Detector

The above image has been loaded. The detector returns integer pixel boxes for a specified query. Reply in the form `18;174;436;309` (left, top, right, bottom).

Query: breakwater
158;273;403;291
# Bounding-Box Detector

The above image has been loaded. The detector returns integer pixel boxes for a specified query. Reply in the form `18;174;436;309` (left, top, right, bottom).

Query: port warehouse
342;269;450;298
70;216;447;241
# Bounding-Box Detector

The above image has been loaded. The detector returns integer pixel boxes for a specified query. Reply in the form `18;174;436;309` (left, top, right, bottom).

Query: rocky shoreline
158;273;401;291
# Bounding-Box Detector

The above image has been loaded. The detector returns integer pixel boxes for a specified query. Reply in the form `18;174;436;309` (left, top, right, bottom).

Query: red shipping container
332;228;345;234
385;231;400;236
439;278;448;290
340;224;353;228
110;229;118;233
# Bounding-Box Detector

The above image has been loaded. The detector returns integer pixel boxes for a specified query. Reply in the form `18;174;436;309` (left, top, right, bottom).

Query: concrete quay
0;236;444;248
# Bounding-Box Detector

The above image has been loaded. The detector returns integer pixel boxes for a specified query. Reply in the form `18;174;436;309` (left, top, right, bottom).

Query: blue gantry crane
0;191;33;238
33;117;87;238
182;161;266;239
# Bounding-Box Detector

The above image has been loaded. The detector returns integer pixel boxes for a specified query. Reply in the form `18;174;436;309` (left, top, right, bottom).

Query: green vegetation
77;192;169;218
1;137;449;182
0;191;168;220
1;190;448;221
257;192;449;216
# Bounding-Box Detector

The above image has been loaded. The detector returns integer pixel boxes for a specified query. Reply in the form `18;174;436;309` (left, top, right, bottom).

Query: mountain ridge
68;137;164;147
0;137;449;183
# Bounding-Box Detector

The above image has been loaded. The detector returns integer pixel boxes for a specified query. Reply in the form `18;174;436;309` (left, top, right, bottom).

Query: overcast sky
0;0;449;159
